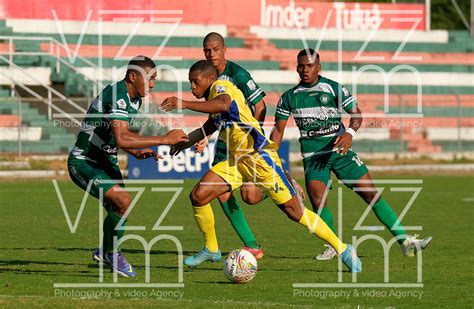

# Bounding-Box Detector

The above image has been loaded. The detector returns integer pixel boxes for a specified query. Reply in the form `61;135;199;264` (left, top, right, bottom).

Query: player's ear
128;70;136;82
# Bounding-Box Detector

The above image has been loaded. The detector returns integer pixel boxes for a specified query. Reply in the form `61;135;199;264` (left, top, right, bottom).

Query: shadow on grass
0;266;99;278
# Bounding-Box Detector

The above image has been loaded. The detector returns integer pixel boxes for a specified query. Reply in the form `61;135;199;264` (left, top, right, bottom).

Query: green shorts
68;156;123;199
303;149;368;188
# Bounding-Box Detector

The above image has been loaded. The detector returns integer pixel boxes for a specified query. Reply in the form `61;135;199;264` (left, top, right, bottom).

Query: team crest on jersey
116;99;127;109
320;93;330;104
93;177;101;187
216;85;226;93
247;80;257;91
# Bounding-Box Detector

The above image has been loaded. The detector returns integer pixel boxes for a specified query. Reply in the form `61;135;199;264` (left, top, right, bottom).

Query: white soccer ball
223;249;258;283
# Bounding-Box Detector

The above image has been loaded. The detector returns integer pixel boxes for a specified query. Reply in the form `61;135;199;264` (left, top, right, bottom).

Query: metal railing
0;35;112;97
0;54;86;125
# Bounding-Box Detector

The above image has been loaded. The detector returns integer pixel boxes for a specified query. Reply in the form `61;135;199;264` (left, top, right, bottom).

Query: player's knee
242;191;262;205
190;186;207;207
112;194;131;216
308;192;326;210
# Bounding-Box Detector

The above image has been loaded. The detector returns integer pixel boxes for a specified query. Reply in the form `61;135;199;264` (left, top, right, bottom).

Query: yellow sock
193;204;218;252
299;208;347;254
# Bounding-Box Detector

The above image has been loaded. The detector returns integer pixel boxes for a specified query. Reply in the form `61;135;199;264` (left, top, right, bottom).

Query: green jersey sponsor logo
275;76;358;157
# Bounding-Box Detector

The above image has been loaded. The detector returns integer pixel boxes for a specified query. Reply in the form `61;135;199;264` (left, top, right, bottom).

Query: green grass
0;175;472;308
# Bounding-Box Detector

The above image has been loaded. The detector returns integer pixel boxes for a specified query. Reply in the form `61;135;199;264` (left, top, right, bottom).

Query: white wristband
346;128;356;137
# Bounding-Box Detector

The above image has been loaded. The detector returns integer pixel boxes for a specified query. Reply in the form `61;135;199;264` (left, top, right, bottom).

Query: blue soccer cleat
105;252;136;277
340;244;362;273
92;248;106;263
184;247;221;267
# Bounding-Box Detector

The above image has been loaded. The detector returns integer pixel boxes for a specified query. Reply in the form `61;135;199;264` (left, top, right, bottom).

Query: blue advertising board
128;141;290;179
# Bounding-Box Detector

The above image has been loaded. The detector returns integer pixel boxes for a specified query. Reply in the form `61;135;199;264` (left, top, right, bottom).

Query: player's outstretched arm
270;118;288;146
254;99;267;126
123;148;163;161
170;118;217;156
333;105;363;155
160;95;231;114
111;119;189;149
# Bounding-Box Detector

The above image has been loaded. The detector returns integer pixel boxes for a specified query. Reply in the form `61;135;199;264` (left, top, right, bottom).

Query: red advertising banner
0;0;425;30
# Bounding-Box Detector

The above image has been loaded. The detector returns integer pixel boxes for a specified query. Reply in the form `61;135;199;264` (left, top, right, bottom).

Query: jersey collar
299;75;322;88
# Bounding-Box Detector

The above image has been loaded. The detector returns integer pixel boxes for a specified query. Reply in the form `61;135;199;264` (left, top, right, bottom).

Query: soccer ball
223;249;257;283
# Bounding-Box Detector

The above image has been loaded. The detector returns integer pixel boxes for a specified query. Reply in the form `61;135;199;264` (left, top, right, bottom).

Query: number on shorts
352;155;364;167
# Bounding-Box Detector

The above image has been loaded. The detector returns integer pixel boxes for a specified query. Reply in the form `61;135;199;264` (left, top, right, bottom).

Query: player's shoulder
282;83;302;99
319;76;340;87
104;80;130;101
226;61;251;77
319;76;342;89
211;79;235;95
212;79;234;89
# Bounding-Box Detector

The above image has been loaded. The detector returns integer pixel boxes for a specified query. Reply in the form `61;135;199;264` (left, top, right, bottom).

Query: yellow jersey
207;80;275;155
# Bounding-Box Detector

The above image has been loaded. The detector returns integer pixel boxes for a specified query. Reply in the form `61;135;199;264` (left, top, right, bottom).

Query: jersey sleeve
336;83;357;113
275;92;292;120
208;80;233;100
233;71;266;106
109;91;130;121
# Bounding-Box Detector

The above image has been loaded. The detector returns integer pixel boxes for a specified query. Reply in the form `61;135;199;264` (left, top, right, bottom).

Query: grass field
0;175;472;308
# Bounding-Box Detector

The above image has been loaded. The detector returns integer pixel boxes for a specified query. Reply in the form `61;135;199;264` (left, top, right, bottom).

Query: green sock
103;208;126;252
318;207;337;234
372;198;407;244
220;196;259;249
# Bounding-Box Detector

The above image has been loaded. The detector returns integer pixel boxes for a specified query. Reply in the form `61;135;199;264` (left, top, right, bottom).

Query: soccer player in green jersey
192;32;269;259
68;56;188;277
270;49;432;260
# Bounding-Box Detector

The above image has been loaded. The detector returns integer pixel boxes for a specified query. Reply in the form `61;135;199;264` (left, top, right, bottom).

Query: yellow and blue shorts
211;149;295;205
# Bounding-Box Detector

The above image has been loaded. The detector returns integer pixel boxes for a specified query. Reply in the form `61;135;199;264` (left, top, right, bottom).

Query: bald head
203;32;225;47
203;32;227;73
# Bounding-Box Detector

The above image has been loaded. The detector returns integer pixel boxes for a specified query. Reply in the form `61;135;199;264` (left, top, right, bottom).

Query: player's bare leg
185;170;231;267
352;173;432;257
213;183;264;259
306;180;338;260
275;196;361;272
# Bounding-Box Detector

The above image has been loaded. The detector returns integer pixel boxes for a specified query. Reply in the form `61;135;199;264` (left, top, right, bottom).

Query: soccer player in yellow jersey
160;60;361;272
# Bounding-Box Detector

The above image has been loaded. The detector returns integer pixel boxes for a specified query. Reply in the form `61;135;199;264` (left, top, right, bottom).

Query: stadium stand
0;17;472;154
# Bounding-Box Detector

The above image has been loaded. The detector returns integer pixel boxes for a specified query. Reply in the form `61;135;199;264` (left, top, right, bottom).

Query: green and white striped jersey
69;80;142;166
275;76;357;159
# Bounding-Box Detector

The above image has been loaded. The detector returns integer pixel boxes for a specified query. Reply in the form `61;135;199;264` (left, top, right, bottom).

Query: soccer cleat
315;245;337;261
92;248;106;263
339;244;362;273
400;234;433;257
242;246;264;260
184;247;222;267
105;252;136;277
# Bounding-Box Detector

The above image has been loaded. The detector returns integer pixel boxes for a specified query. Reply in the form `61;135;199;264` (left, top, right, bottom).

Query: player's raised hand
134;148;163;161
160;96;181;112
333;132;353;155
194;138;208;153
164;129;189;145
